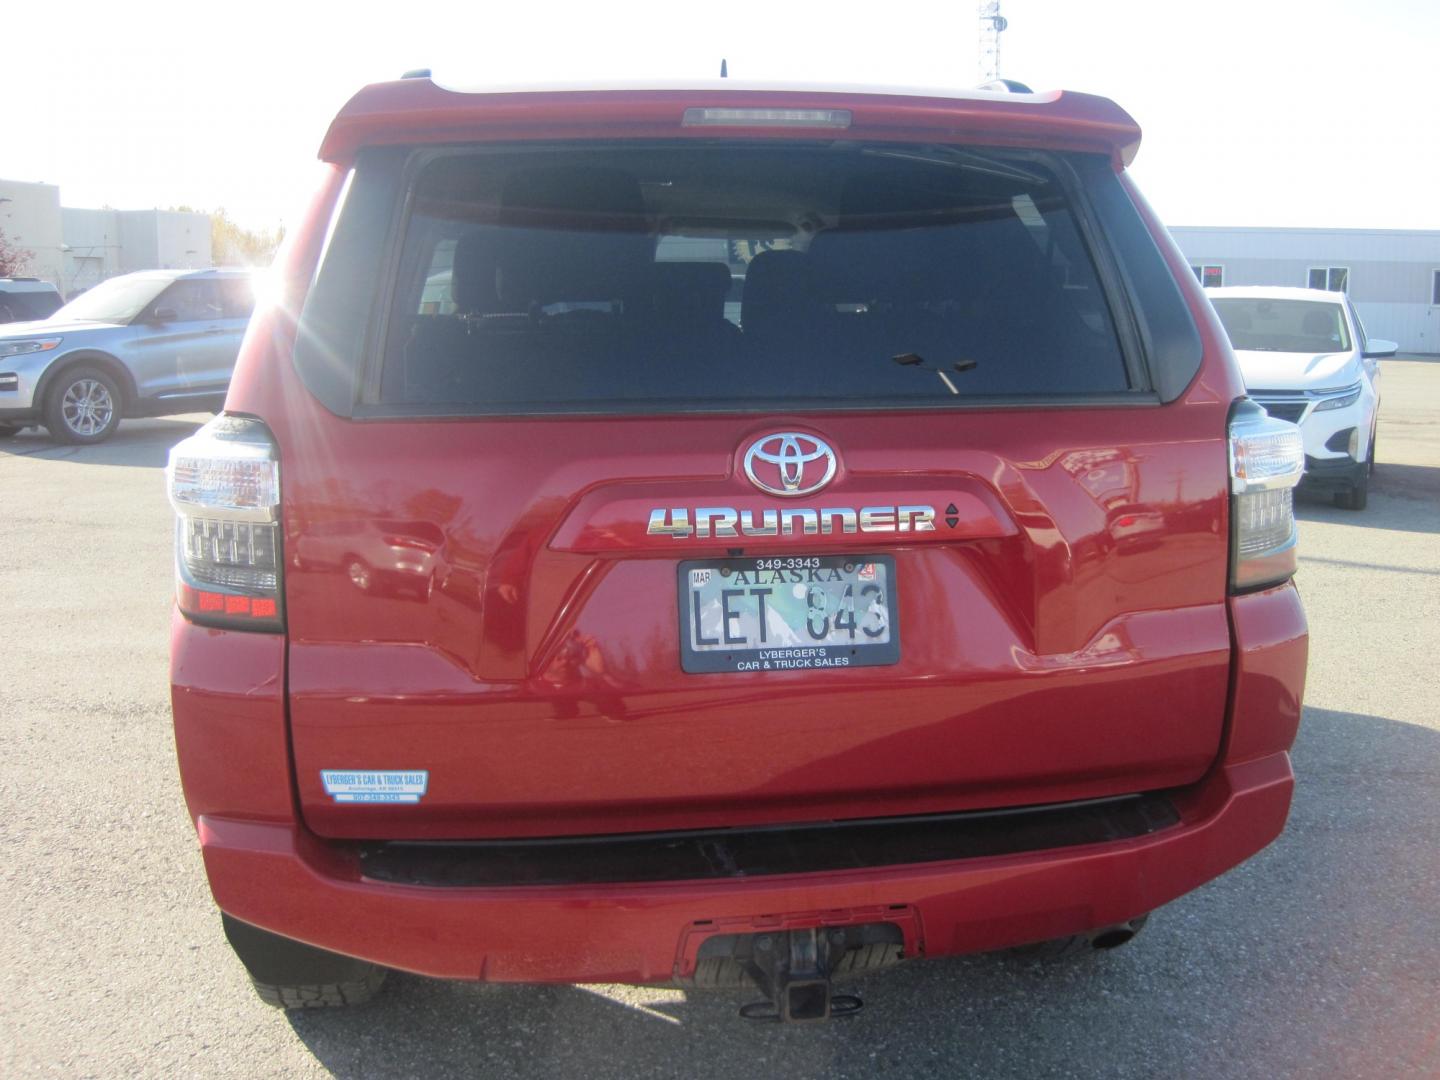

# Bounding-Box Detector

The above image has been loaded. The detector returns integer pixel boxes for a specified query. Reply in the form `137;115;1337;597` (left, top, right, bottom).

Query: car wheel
222;914;388;1010
43;366;122;444
0;423;22;439
347;558;373;591
1334;475;1368;511
1009;914;1150;960
251;967;388;1009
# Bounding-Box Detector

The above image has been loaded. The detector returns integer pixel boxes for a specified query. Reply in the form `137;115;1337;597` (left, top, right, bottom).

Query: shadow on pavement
1296;464;1440;535
284;705;1440;1079
0;417;205;469
1371;462;1440;501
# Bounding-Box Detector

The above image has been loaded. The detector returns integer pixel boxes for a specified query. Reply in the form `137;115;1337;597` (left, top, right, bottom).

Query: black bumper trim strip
356;793;1181;888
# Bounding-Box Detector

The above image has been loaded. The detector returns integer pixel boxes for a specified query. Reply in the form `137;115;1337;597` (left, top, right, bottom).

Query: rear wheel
221;914;388;1010
43;366;122;444
1334;474;1368;511
1010;914;1150;960
250;967;388;1009
347;557;373;591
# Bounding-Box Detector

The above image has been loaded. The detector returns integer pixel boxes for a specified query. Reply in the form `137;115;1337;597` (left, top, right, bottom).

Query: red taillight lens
1229;400;1305;592
166;415;283;631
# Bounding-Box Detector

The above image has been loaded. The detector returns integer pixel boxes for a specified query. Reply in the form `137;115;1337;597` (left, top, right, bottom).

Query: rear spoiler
319;78;1142;167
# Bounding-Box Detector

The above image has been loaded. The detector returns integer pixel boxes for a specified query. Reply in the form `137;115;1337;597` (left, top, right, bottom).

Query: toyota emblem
743;433;837;497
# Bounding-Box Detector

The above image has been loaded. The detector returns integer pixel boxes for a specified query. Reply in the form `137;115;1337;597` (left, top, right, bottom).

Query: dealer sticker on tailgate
677;555;899;674
320;770;429;804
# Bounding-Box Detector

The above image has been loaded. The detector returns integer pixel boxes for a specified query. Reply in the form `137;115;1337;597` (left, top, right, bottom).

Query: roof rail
401;68;432;80
977;78;1033;93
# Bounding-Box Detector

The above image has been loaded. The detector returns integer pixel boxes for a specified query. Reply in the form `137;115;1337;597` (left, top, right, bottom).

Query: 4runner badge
647;431;943;540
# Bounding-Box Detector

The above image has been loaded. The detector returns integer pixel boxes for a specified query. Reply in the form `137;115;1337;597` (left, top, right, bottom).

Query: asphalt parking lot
2;360;1437;1079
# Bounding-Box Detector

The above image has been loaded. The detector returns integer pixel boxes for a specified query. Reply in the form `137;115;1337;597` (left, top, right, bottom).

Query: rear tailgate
265;88;1232;840
284;407;1230;840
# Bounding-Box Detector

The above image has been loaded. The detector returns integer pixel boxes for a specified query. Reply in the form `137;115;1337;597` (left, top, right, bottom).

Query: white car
1207;286;1395;510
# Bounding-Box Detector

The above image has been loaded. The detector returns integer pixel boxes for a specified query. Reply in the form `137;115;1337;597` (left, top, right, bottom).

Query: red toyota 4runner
167;76;1308;1020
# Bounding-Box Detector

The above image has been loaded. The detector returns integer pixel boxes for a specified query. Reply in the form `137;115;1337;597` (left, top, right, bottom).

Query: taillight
1228;399;1304;592
166;415;283;631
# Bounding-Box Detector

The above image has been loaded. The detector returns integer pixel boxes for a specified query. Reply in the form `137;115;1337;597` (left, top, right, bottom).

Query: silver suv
0;278;63;323
0;268;254;443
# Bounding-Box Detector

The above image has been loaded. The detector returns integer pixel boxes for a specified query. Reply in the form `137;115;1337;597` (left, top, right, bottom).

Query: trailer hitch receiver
738;928;862;1022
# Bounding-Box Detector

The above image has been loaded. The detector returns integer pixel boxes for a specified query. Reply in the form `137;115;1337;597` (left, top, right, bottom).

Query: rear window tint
369;145;1134;413
0;288;62;322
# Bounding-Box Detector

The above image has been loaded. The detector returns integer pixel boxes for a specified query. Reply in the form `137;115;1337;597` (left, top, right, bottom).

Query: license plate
677;555;899;674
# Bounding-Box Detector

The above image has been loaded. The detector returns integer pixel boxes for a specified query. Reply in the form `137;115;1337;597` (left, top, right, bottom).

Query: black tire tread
1334;479;1368;511
250;966;387;1009
831;941;904;975
689;941;903;989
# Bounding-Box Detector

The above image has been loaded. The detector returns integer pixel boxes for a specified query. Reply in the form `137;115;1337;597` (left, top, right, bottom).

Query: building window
1190;264;1224;288
1432;269;1440;306
1308;266;1349;292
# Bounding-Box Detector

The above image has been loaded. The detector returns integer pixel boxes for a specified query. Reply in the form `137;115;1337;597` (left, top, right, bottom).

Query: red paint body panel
319;82;1143;165
171;582;1303;979
194;752;1292;983
171;82;1309;981
170;613;293;825
1223;585;1309;764
267;394;1238;839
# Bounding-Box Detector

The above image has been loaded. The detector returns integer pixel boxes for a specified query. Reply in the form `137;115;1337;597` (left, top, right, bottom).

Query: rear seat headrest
653;262;731;318
495;167;652;310
450;228;500;314
740;250;817;339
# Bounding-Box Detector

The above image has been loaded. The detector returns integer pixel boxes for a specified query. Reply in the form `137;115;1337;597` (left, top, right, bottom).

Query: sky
2;0;1437;233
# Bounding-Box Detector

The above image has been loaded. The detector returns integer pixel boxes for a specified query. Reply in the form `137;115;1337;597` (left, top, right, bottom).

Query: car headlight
1313;384;1362;412
0;338;63;358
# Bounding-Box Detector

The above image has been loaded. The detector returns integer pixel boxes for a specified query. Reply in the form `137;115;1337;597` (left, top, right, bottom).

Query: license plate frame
676;554;900;674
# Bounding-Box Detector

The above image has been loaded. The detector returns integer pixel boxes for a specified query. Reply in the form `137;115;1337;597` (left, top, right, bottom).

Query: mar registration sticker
321;770;429;804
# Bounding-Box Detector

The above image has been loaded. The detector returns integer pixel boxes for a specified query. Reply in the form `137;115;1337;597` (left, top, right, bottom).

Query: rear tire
250;967;388;1010
43;365;122;444
1334;475;1368;511
1010;914;1150;960
221;913;388;1010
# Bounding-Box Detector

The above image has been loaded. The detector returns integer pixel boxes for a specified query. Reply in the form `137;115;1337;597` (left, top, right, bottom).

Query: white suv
1207;286;1395;510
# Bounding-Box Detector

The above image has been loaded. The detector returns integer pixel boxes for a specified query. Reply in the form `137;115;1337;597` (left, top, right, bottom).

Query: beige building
0;177;211;298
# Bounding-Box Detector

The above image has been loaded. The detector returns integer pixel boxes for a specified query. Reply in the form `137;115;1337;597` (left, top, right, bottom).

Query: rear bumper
173;582;1307;984
197;753;1292;983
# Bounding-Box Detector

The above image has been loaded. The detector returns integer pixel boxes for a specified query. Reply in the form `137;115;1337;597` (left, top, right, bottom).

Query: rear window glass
1212;298;1351;354
0;288;62;321
372;144;1134;412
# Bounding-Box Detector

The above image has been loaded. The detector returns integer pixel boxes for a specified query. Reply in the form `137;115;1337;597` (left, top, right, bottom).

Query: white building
0;178;211;298
1171;226;1440;354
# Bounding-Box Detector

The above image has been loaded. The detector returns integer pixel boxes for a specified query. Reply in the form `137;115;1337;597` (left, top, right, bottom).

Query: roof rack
976;78;1033;93
401;68;432;80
